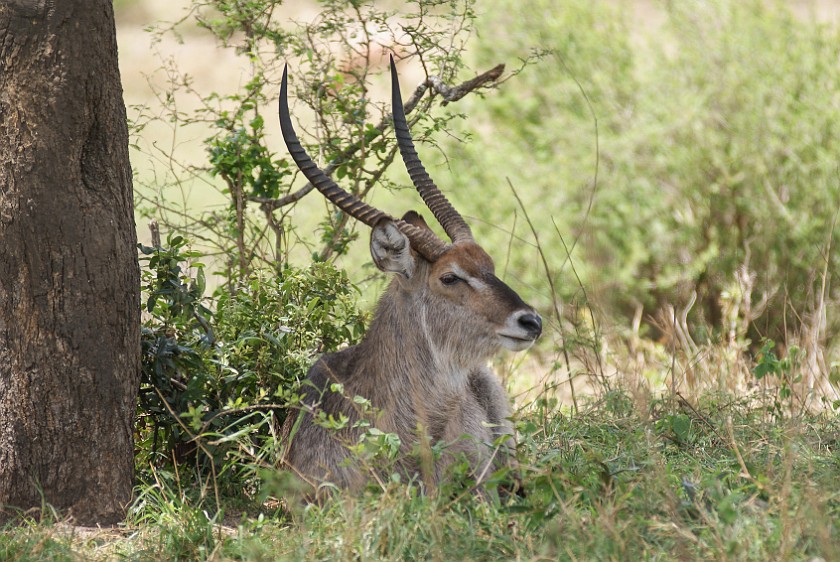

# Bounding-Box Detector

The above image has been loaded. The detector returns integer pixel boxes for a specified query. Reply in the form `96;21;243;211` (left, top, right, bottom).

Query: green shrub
137;238;365;499
138;235;213;469
213;264;367;404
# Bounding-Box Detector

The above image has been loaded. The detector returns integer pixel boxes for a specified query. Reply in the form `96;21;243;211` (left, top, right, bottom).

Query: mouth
497;333;537;351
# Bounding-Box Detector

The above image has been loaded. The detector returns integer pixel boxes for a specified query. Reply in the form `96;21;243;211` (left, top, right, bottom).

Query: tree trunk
0;0;139;525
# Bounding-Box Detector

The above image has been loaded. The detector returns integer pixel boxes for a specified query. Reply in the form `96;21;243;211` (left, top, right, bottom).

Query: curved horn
279;65;448;261
390;56;473;243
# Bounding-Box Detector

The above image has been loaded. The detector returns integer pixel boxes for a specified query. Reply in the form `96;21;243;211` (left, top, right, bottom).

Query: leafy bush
137;237;365;498
138;235;213;468
213;264;366;403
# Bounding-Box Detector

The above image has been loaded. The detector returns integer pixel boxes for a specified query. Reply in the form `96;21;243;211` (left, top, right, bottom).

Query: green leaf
670;414;691;443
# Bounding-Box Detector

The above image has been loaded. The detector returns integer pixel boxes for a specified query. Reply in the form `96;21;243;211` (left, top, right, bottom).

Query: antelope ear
401;210;432;232
370;220;417;278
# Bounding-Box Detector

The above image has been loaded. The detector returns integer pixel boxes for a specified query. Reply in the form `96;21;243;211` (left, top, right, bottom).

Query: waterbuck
278;58;542;497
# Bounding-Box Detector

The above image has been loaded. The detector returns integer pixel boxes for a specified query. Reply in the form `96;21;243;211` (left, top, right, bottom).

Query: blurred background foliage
451;0;840;347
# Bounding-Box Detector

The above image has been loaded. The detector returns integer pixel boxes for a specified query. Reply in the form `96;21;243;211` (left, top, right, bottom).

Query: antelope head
278;58;542;365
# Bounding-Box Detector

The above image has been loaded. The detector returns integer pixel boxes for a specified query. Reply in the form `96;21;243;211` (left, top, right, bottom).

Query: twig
429;64;505;105
726;416;766;493
154;387;221;509
675;391;726;446
551;217;607;388
551;51;600;265
149;219;161;247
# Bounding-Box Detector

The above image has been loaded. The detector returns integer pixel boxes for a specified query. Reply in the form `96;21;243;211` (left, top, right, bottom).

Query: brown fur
280;226;540;498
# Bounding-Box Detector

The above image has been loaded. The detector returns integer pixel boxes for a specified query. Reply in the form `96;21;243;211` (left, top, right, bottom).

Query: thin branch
551;51;600;265
429;64;505;105
507;177;578;415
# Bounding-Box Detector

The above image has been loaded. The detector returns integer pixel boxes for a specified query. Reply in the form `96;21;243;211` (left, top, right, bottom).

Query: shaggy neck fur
348;271;485;442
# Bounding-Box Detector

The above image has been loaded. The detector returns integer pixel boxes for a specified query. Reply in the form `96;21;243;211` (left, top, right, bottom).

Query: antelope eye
440;273;463;286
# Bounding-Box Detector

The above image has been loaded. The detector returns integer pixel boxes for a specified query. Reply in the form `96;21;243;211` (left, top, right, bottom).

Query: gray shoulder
468;367;508;404
468;367;513;429
299;346;360;400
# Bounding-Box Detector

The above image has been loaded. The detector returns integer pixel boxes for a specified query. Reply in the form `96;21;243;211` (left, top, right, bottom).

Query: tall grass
3;393;839;560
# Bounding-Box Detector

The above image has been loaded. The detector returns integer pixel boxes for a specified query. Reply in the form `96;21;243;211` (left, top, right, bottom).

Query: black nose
518;312;542;338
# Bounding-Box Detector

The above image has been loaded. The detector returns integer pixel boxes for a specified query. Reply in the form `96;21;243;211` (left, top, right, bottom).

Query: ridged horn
279;65;449;261
390;55;473;243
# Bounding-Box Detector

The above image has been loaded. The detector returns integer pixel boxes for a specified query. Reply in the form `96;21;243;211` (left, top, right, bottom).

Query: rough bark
0;0;140;525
